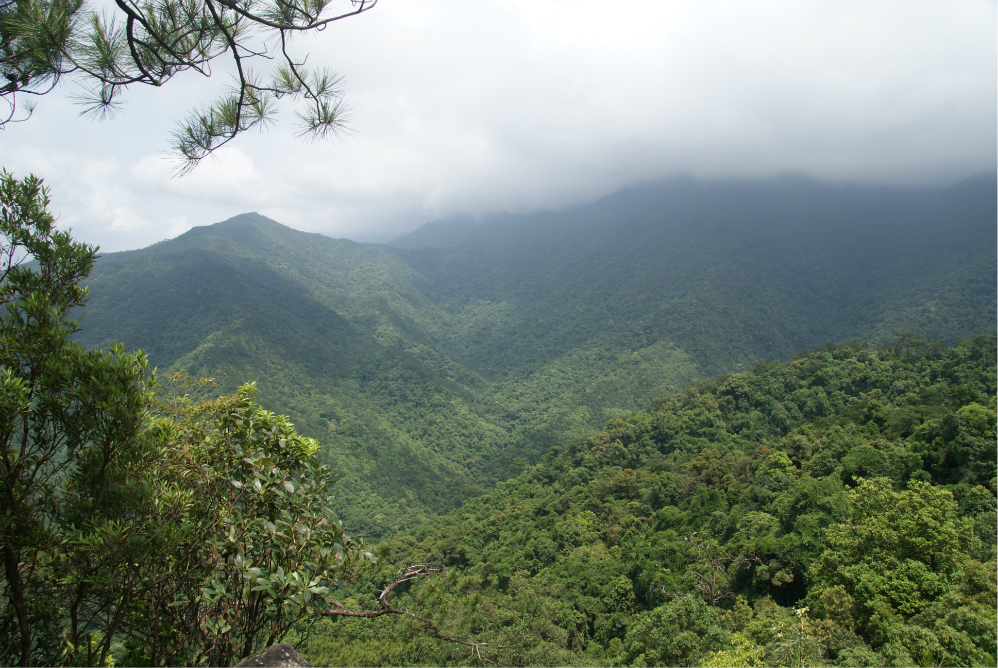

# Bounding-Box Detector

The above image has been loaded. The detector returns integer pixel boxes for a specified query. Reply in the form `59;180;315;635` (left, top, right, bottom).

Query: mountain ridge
74;176;997;536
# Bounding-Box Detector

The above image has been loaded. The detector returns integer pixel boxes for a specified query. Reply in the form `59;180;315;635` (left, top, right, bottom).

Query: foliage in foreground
1;0;374;169
0;173;373;666
306;335;997;666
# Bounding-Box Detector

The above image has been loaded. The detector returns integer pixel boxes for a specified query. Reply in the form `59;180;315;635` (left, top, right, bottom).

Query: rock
233;643;312;667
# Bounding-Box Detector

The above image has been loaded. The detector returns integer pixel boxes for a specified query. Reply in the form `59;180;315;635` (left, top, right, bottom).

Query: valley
74;175;997;538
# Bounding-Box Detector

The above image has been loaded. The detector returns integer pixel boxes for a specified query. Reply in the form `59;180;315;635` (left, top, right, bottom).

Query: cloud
1;0;994;250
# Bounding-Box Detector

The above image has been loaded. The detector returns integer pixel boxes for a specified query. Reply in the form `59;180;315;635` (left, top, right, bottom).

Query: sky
2;0;995;251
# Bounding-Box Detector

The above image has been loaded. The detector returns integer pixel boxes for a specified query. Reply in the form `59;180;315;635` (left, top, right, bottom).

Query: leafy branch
0;0;375;171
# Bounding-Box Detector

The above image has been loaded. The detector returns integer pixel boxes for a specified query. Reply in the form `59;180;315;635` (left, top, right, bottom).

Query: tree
809;477;996;666
0;170;152;665
1;0;376;172
663;533;760;607
0;173;376;666
623;596;730;667
810;478;969;631
111;377;375;666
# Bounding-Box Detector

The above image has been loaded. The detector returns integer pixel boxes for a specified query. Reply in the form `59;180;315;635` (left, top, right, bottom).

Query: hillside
76;216;505;534
301;336;997;667
393;175;995;375
74;176;997;536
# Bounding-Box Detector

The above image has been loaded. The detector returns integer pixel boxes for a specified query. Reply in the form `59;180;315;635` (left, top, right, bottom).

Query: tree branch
321;565;512;666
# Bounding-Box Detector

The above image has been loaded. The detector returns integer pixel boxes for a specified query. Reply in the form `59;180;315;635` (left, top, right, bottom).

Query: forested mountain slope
75;176;996;536
392;175;995;376
76;216;504;534
303;336;997;667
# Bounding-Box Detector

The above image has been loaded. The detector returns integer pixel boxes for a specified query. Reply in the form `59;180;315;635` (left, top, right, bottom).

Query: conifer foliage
0;0;374;171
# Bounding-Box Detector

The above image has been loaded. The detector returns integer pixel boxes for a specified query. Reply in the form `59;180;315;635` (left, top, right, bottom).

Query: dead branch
321;565;512;665
659;533;762;606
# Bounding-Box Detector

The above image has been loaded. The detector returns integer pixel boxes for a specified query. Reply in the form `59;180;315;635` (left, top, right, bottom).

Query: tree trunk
3;541;30;666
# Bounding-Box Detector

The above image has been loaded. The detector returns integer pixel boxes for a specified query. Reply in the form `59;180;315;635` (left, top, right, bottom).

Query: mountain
388;214;486;249
77;215;506;535
74;176;996;537
391;175;995;373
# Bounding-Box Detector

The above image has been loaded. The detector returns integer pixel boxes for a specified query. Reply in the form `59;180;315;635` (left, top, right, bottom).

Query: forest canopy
301;334;997;667
1;170;995;666
72;176;997;540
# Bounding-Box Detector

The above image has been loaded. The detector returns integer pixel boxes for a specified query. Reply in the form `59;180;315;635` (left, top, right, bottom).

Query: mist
2;0;994;251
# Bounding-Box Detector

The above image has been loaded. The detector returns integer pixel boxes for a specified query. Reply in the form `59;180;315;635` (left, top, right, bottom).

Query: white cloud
1;0;994;250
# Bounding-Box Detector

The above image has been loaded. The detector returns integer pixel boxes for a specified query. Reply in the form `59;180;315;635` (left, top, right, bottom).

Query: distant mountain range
75;175;997;537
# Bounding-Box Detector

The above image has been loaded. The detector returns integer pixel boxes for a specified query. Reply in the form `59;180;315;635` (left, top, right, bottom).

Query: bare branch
322;565;513;666
659;533;762;607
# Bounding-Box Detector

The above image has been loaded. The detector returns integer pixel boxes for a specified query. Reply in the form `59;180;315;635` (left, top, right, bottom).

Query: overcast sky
3;0;995;251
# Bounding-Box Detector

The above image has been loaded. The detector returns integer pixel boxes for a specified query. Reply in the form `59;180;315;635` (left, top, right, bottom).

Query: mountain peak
213;212;285;229
168;212;309;252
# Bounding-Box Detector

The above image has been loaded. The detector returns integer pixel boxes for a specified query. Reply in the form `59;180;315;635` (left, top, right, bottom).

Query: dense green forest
74;176;997;537
299;336;997;667
3;169;996;666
